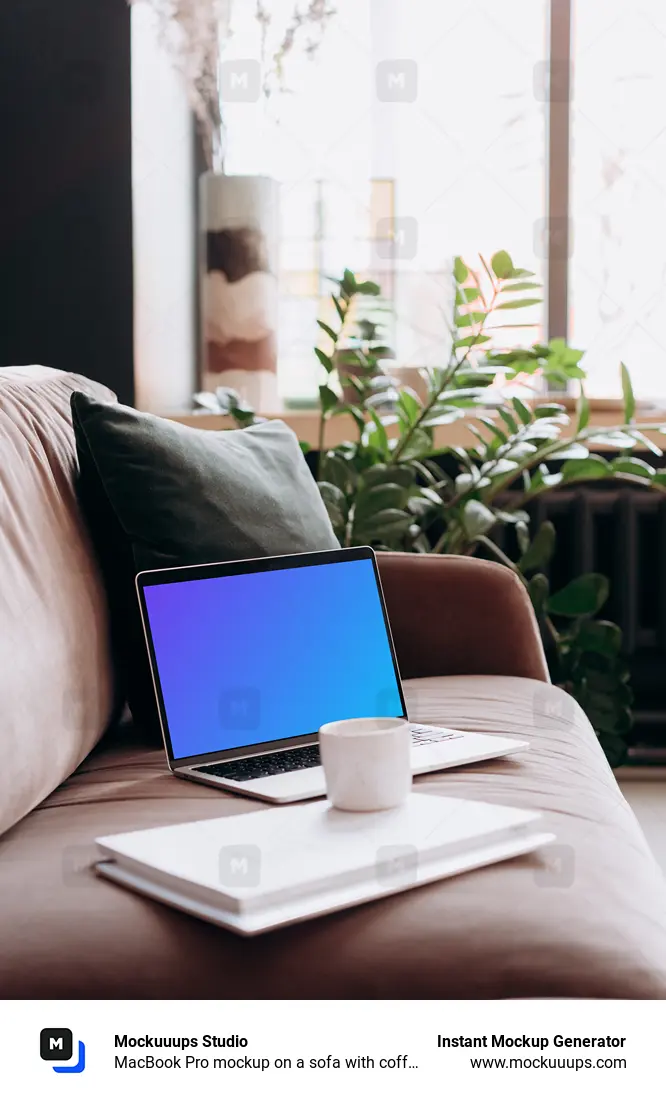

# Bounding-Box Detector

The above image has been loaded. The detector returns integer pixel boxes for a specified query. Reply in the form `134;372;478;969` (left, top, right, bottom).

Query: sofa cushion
0;366;117;838
70;392;339;740
1;675;665;998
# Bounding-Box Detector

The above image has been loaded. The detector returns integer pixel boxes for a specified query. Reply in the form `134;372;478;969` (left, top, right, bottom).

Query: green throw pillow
71;392;339;741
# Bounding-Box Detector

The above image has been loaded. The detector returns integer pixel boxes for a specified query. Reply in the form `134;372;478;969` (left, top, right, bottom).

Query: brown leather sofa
2;365;666;999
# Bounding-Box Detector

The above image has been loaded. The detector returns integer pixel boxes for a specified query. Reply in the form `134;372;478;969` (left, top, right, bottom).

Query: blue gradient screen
143;558;404;760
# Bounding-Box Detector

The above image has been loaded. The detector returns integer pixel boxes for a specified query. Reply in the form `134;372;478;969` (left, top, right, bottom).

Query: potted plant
221;251;666;766
310;251;666;765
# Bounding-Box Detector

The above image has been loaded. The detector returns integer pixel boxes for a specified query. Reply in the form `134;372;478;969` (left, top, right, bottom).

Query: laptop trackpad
234;765;328;803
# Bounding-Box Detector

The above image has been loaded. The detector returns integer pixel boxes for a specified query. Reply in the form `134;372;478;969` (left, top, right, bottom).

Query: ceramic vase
200;173;280;412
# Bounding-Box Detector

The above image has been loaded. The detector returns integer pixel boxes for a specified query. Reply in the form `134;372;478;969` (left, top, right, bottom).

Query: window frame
547;0;572;343
193;0;574;394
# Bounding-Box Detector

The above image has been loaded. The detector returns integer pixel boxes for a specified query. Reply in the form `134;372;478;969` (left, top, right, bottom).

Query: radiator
497;484;666;762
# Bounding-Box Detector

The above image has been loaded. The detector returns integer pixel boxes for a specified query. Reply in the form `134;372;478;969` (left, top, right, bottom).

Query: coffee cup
318;716;412;812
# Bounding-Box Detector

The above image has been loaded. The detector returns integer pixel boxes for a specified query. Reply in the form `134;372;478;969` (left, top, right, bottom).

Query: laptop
136;547;528;803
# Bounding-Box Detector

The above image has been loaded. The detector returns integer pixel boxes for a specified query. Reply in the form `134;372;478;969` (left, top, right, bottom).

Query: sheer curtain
222;0;548;399
571;0;666;399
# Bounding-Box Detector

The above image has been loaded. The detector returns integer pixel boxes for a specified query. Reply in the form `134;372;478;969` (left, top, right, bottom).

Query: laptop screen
141;556;405;761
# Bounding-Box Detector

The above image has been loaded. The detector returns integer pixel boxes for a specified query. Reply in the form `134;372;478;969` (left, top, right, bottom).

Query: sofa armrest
376;552;550;683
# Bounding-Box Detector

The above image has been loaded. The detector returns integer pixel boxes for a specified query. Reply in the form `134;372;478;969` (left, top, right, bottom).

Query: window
223;0;548;400
133;0;666;405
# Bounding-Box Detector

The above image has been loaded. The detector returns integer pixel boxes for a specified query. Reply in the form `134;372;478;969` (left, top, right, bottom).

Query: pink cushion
0;366;116;836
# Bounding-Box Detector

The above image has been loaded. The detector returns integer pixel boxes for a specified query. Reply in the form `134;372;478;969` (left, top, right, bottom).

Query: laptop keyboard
195;745;323;783
410;724;463;744
192;726;462;784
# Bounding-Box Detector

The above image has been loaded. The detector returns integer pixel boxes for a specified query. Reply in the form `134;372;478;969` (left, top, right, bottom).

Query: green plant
503;521;631;767
314;268;394;457
193;386;265;426
311;253;666;764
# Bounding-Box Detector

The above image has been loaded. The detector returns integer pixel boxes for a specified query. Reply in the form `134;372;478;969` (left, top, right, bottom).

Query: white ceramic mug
318;717;412;812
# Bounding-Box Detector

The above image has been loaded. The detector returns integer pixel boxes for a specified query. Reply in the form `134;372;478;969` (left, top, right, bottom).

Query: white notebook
95;794;554;935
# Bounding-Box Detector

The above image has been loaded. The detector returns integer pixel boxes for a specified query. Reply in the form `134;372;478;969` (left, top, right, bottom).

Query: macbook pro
136;547;528;803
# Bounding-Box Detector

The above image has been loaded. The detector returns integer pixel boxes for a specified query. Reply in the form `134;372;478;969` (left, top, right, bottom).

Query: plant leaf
515;521;530;556
332;296;346;324
457;286;481;302
583;671;631;699
547;574;609;617
461;499;497;539
361;463;415;489
317;319;337;342
394;427;434;462
519;520;556;573
549;442;589;461
396;388;422;426
630;429;662;456
341;268;357;293
523;421;563;442
496;297;543;310
455;471;490;493
317;481;347;530
529;466;562;491
318;384;339;414
560;455;610;481
193;390;223;413
421;409;465;428
534;403;568;418
577;388;589;432
362;409;389;456
620;361;635;424
320;452;354;492
355;279;381;295
435;387;489;404
610;456;656;478
453;256;469;283
491;250;514;279
576;619;622;658
479;458;519;478
407;494;436;518
528;573;550;617
502;281;541;292
511;397;532;426
354;508;411;540
318;480;346;507
477;415;507;440
315;348;335;373
456;311;487;328
454;334;491;348
211;386;252;417
466;425;488;456
354;483;408;521
497;408;519;434
588;430;638;449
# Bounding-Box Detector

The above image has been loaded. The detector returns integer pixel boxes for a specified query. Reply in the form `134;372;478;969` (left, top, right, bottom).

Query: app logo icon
40;1028;86;1074
219;843;262;887
219;60;261;102
375;59;418;102
219;686;261;731
376;844;419;886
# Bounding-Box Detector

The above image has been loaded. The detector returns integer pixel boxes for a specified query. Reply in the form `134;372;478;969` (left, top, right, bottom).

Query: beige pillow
0;366;116;837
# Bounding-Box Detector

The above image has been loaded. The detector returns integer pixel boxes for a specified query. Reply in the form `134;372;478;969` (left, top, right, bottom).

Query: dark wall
0;0;134;403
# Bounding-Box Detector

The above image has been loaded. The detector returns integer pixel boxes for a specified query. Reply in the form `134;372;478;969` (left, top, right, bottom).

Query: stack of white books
96;793;554;936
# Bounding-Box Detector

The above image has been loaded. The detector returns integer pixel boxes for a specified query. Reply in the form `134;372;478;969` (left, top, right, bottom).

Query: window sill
167;401;666;451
